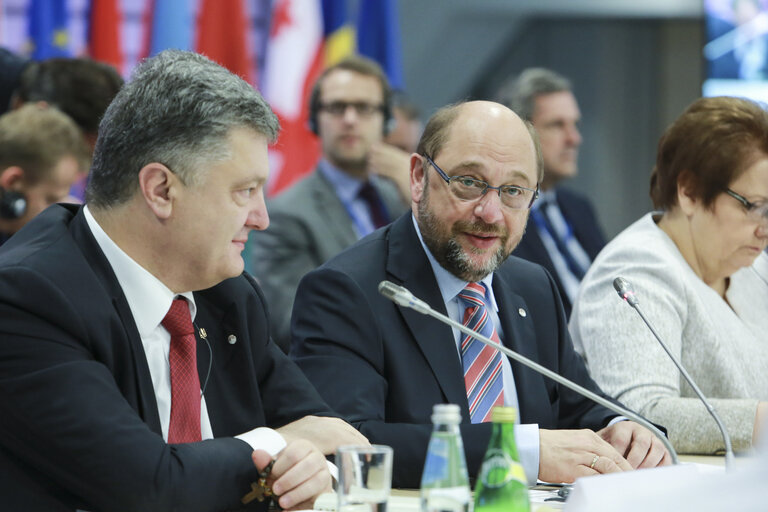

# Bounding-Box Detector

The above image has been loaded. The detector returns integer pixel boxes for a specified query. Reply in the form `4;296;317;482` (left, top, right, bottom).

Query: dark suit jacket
0;204;332;512
250;169;406;352
291;213;617;488
512;187;606;317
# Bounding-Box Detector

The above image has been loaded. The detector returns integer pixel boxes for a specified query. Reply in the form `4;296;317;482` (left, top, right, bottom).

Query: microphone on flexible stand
377;280;679;465
612;276;734;470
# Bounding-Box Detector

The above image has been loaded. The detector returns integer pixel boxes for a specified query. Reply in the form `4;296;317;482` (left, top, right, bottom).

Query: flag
263;0;325;195
89;0;123;73
26;0;70;60
356;0;404;89
322;0;354;66
196;0;254;84
149;0;194;55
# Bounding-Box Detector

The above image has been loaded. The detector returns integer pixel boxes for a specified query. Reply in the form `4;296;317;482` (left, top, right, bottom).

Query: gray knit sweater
570;213;768;453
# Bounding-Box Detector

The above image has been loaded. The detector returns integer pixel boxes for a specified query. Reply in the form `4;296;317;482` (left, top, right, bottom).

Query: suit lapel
492;275;551;423
191;291;239;436
68;208;162;434
385;215;470;417
310;170;358;249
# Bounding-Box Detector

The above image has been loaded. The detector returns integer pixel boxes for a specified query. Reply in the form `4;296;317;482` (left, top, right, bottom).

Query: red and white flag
262;0;324;196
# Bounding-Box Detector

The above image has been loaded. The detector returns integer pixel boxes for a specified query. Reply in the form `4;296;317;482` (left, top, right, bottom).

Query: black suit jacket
291;213;617;488
0;205;332;512
512;187;606;317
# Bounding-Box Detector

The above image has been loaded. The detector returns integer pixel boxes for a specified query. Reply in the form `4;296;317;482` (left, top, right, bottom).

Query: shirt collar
533;188;557;210
411;213;497;311
83;205;197;337
318;159;365;204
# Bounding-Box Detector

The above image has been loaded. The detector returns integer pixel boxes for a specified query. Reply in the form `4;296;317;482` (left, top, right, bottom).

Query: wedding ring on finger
589;454;600;470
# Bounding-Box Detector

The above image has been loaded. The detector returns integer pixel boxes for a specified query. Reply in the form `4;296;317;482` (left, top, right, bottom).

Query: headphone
308;75;394;137
0;188;27;220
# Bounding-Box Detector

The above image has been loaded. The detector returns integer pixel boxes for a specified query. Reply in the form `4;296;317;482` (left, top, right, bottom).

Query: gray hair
86;50;279;209
496;68;572;121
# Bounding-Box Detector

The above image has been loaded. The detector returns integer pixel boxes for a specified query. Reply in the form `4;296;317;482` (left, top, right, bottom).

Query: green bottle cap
491;406;517;423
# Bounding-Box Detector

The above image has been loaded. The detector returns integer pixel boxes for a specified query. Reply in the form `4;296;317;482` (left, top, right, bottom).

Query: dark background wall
397;2;704;238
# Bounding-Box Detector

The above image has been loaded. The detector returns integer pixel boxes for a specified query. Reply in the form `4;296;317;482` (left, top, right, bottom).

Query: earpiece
0;188;27;219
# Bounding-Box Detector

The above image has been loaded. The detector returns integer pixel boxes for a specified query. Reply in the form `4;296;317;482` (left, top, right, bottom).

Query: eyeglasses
724;188;768;224
424;155;539;210
317;101;384;117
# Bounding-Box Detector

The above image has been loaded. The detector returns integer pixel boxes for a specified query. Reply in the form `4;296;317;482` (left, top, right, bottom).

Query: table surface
383;455;727;511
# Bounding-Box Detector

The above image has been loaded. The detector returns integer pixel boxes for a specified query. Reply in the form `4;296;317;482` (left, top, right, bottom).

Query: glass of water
337;444;393;512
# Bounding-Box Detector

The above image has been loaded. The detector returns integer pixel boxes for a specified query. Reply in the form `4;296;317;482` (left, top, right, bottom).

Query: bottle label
478;449;527;489
421;437;450;484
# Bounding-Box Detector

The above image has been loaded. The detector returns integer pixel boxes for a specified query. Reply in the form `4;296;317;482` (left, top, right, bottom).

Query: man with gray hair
0;50;366;512
499;68;605;317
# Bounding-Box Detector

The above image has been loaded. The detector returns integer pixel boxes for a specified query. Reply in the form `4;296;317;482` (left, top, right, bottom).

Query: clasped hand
539;421;671;484
251;416;370;510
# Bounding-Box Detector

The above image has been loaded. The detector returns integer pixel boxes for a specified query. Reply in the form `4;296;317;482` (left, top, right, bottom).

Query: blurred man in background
0;103;87;247
499;68;605;317
250;55;407;352
11;57;124;200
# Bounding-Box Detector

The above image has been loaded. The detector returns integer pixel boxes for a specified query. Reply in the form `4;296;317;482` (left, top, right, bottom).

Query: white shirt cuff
608;416;628;427
515;423;540;485
235;427;286;456
235;427;338;482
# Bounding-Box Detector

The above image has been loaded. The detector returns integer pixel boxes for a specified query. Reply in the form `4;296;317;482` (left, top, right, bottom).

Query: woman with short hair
570;96;768;454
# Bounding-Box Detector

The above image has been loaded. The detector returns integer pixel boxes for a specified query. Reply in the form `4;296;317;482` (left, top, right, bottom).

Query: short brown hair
0;103;87;184
650;96;768;210
309;55;392;129
416;102;544;182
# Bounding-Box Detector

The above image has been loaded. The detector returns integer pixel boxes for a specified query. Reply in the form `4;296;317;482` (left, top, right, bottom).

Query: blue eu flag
27;0;70;60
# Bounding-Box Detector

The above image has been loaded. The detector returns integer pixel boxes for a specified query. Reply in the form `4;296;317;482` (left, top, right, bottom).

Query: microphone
612;276;734;470
378;279;679;465
378;281;431;314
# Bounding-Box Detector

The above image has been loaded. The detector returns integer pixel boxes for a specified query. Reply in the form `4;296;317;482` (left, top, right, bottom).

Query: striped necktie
458;282;504;423
531;198;590;280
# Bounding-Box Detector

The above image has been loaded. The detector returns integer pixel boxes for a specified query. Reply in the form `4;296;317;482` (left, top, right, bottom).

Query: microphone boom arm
628;302;734;469
380;281;679;465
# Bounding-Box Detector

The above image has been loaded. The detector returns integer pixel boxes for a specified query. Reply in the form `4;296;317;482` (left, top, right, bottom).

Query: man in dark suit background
250;56;407;352
499;68;606;317
0;50;366;512
291;101;669;488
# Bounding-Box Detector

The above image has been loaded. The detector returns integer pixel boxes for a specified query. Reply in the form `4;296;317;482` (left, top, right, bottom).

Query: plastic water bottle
420;404;471;512
473;407;530;512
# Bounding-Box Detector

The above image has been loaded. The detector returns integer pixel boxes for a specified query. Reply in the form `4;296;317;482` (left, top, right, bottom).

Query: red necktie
358;181;389;229
162;298;202;443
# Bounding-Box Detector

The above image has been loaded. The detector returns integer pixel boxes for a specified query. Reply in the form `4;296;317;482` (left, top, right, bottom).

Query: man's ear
676;170;698;216
138;163;177;219
410;154;426;204
0;166;25;190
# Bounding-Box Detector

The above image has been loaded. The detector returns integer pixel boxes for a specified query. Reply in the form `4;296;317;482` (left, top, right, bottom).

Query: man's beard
417;188;514;282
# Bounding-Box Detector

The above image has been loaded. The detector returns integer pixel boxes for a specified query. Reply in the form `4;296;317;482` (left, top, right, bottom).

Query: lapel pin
518;308;527;318
228;334;237;345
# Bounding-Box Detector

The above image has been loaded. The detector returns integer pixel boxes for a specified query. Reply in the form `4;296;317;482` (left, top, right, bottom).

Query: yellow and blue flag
323;0;355;65
27;0;70;60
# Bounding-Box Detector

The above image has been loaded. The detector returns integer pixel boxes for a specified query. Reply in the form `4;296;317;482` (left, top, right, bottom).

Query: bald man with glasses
290;101;670;488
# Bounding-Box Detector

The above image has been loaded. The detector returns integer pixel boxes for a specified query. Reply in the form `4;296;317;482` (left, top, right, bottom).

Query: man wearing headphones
0;103;86;246
250;55;408;352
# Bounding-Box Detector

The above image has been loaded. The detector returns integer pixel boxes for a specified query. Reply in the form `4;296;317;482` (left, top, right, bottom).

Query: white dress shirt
83;206;285;455
412;215;540;483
